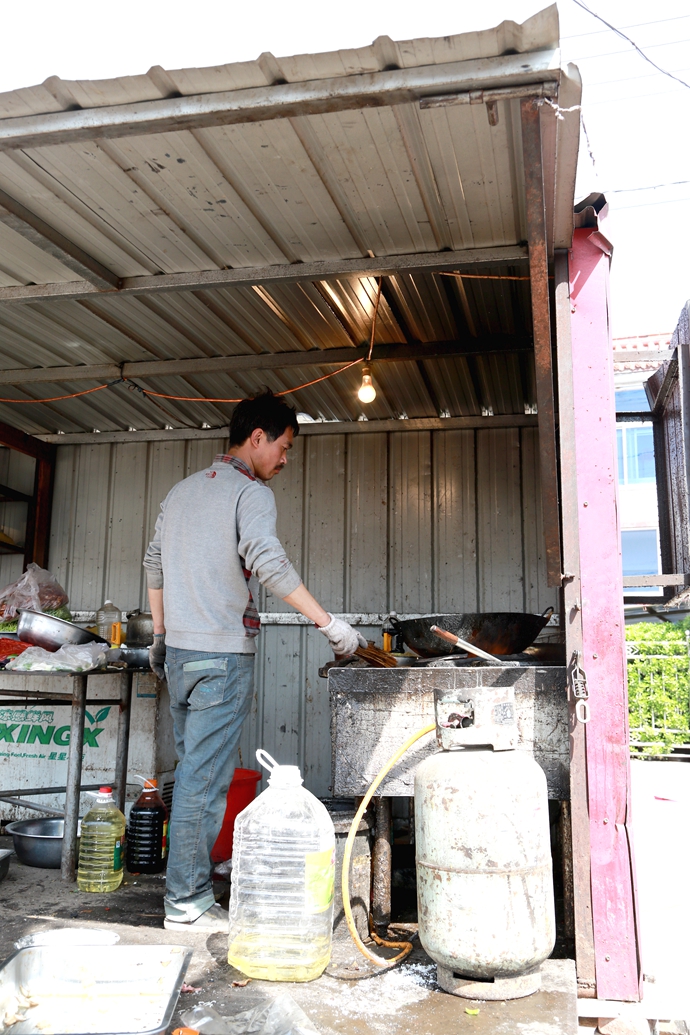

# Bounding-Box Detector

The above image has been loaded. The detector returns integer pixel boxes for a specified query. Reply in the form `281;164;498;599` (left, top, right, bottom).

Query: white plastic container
227;750;335;982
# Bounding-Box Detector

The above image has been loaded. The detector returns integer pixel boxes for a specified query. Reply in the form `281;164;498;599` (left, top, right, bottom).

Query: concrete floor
0;835;578;1035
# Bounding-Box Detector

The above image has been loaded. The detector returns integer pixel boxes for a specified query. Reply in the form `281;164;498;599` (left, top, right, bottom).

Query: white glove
318;614;367;657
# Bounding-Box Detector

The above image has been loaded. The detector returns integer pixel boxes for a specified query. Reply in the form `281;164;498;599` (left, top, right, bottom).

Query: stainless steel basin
17;609;109;652
5;818;77;868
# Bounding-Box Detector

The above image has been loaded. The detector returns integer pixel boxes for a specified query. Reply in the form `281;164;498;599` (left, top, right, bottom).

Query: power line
570;0;690;90
584;64;690;88
562;13;690;40
604;180;690;194
612;196;690;211
575;35;690;62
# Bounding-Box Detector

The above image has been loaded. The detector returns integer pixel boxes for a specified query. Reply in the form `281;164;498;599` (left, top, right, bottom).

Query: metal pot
6;818;78;868
125;610;154;649
391;608;554;658
17;610;109;652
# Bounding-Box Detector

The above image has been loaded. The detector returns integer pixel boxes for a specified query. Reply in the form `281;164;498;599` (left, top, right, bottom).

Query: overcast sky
1;0;688;338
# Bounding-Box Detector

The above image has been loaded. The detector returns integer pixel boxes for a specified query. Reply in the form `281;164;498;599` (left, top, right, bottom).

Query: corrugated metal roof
0;5;580;435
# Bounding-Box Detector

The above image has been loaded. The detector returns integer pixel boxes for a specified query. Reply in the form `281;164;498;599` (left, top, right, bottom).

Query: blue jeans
164;647;255;921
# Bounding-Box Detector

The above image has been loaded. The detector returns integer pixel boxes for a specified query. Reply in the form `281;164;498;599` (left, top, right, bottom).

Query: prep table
0;668;137;880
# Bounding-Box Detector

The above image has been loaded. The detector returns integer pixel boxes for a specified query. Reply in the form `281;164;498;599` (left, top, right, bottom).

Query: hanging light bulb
358;365;376;403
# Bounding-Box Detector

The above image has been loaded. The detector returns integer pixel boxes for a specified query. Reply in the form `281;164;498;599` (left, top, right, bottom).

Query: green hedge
626;621;690;753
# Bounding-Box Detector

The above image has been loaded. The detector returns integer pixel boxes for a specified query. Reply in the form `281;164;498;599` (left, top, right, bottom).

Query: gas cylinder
415;684;555;1000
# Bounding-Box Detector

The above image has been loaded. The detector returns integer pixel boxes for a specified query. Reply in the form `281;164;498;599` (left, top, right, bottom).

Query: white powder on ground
324;962;437;1018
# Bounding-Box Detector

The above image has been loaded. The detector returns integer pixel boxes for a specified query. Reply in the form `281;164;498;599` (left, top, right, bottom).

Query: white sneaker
164;902;229;933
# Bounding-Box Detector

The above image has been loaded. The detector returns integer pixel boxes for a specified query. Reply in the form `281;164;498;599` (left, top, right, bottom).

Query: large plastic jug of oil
77;786;126;892
227;750;335;982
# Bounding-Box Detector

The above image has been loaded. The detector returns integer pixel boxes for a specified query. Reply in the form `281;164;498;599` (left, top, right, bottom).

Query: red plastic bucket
211;768;261;863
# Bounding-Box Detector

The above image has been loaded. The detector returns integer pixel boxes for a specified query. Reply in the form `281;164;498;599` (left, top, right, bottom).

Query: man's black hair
228;389;300;446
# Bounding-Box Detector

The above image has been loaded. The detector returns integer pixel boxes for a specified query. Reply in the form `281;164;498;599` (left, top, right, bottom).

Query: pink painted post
569;226;641;1001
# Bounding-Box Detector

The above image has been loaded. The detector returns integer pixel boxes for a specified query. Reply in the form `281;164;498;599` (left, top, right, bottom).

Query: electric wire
562;13;690;40
570;0;690;89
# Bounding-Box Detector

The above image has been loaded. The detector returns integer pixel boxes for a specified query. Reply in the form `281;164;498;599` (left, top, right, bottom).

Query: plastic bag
6;641;106;673
181;993;319;1035
0;563;68;620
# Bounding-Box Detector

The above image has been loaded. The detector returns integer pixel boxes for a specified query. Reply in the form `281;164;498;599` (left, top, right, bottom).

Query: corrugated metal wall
0;448;35;589
44;426;556;795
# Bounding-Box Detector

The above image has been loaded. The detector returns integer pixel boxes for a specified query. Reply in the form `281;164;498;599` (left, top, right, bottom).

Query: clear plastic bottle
96;599;122;646
126;776;168;875
228;750;336;982
77;786;126;892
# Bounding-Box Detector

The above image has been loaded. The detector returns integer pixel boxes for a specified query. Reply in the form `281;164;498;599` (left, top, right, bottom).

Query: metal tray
0;943;192;1034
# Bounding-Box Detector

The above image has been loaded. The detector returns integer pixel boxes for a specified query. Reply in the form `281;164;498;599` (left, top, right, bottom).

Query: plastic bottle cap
268;764;303;788
99;786;112;793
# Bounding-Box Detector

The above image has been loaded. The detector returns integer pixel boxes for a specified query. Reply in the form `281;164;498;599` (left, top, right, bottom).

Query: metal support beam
521;97;562;586
0;52;561;151
0;188;119;290
114;670;133;816
554;250;596;997
38;413;538;446
0;418;54;461
568;232;641;1001
0;244;528;305
372;796;392;937
0;334;531;385
61;673;87;882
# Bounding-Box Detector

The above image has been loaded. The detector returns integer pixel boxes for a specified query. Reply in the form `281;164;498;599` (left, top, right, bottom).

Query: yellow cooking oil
77;786;126;893
228;930;331;982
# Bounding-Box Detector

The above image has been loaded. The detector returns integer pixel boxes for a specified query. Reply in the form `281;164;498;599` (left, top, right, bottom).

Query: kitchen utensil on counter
17;609;109;652
125;609;154;648
6;818;76;868
391;608;554;658
354;642;398;668
431;626;511;666
0;943;192;1035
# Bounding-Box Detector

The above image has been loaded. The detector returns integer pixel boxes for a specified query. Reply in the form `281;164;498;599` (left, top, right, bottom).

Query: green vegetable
0;606;73;632
627;622;690;754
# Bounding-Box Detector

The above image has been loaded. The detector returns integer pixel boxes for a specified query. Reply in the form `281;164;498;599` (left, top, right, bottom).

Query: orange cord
0;383;113;404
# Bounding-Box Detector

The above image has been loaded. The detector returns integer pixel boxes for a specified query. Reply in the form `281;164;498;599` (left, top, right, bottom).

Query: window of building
621;529;658;577
617;424;655;484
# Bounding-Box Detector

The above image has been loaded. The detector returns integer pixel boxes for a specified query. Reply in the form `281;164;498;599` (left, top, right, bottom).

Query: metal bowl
5;818;78;868
0;848;13;881
17;609;109;652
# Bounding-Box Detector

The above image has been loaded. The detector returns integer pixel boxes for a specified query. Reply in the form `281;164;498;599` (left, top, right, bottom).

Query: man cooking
143;390;365;933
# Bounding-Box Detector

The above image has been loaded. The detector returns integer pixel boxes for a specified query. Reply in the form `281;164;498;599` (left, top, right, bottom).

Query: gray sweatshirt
143;457;302;653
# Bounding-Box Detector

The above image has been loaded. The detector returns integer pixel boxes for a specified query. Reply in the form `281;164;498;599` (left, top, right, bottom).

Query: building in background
613;333;672;598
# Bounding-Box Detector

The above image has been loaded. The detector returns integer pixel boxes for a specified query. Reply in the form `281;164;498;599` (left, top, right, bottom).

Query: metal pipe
60;673;87;882
0;796;64;816
0;52;562;151
114;670;133;815
371;796;393;937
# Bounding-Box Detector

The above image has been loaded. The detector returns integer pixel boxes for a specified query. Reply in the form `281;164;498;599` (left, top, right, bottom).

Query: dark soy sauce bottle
126;776;169;875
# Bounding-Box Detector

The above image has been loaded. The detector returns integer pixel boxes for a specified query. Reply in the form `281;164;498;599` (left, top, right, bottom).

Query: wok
391;607;554;658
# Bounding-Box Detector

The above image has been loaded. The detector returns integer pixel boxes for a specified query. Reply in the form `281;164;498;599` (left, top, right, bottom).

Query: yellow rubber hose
341;722;436;967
